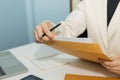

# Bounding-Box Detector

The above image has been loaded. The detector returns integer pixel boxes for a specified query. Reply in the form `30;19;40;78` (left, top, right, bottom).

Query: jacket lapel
94;0;108;49
108;2;120;40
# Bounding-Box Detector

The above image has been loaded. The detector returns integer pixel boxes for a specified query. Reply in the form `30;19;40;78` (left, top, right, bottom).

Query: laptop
0;51;28;79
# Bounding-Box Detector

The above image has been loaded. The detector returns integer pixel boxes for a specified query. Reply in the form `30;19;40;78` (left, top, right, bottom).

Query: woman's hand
34;20;55;43
99;55;120;75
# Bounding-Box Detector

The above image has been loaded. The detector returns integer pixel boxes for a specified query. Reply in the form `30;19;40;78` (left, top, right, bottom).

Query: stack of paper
27;54;77;70
44;37;111;63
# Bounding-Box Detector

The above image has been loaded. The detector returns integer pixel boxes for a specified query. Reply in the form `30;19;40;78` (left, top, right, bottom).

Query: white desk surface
2;43;119;80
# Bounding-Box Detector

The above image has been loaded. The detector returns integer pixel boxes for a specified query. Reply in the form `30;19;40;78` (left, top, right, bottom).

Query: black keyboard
0;66;6;76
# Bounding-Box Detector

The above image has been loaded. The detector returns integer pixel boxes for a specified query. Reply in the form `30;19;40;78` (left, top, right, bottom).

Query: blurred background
0;0;70;51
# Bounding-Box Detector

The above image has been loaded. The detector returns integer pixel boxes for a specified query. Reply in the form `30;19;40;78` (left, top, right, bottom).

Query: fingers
110;55;120;60
99;59;119;67
104;61;118;67
101;63;120;75
41;23;54;39
99;55;120;67
34;30;43;43
99;58;120;75
35;25;43;38
34;20;54;43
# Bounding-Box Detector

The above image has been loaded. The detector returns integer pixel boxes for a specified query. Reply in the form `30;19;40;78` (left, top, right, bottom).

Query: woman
34;0;120;75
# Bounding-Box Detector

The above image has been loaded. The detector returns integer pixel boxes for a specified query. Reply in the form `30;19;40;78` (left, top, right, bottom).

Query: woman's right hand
34;20;55;43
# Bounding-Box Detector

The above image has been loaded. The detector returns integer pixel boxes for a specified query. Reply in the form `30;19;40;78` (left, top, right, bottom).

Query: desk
2;43;119;80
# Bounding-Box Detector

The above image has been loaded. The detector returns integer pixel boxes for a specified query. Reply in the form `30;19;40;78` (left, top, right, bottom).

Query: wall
34;0;70;25
0;0;70;51
0;0;29;51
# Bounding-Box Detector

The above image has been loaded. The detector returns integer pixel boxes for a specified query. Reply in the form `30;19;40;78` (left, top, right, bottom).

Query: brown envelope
65;74;120;80
44;40;111;63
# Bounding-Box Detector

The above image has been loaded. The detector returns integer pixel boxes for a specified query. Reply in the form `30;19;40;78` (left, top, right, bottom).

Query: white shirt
54;0;120;57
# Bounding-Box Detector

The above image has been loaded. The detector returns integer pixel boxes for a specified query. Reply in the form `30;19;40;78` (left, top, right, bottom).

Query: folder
44;37;111;63
65;74;120;80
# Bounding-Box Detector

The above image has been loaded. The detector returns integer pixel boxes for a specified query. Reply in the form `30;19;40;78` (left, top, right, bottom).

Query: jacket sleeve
54;0;87;37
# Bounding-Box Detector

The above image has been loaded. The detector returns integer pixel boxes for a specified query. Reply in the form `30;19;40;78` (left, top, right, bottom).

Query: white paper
33;44;61;60
27;54;77;70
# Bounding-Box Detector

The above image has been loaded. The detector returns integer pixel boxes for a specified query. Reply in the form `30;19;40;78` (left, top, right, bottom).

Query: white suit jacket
54;0;120;57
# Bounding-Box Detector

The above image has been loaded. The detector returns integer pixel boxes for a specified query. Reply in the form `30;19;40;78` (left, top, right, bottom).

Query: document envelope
65;74;120;80
44;37;111;63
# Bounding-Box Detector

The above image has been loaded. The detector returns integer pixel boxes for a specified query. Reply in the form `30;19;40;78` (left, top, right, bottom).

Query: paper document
54;36;92;43
27;54;77;70
65;74;120;80
44;36;111;63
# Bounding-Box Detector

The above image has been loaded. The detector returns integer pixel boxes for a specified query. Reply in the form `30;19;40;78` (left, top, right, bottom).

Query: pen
40;23;62;38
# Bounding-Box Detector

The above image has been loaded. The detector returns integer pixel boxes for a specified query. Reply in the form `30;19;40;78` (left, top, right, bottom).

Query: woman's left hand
99;55;120;75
